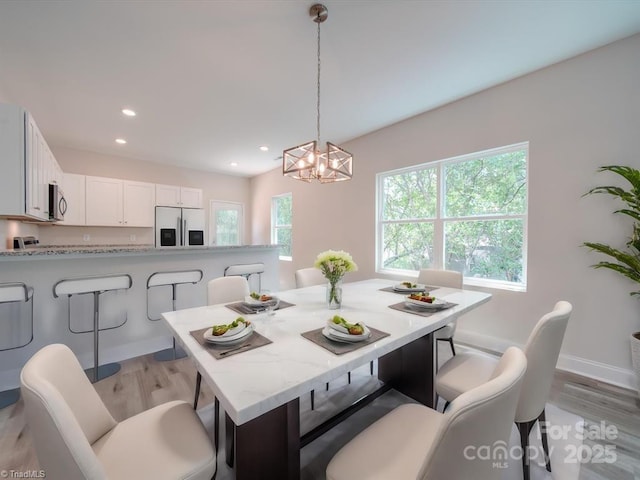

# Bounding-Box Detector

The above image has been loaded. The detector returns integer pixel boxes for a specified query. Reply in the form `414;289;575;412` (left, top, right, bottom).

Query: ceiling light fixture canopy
283;4;353;184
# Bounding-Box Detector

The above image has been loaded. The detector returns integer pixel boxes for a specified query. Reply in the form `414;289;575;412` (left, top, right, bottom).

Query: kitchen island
0;244;279;390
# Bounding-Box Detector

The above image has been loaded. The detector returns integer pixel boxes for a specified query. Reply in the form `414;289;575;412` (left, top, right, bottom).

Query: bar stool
224;262;265;292
0;282;34;408
53;274;132;383
146;269;203;361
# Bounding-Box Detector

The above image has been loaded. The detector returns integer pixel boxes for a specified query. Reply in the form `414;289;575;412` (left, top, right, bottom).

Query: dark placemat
190;327;272;359
388;301;457;317
301;326;390;355
225;300;295;315
379;285;438;294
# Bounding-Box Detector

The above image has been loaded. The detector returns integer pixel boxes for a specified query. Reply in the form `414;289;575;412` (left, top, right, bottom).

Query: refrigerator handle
177;217;182;246
183;218;187;246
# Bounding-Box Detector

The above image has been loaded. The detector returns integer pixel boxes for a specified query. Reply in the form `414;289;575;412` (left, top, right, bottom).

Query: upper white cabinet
0;103;62;221
123;180;155;226
85;176;155;227
156;184;202;208
58;173;86;225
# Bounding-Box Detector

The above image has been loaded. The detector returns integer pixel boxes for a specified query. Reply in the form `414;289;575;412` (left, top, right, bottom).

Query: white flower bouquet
314;250;358;306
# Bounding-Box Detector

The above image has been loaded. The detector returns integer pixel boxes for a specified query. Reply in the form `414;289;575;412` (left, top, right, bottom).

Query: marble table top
162;278;492;425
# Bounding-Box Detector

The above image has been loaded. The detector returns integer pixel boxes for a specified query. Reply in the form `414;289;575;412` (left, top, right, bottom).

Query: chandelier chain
316;14;321;147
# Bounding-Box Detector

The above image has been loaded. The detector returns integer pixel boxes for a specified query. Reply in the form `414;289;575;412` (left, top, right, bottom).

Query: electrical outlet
130;234;136;242
83;234;90;241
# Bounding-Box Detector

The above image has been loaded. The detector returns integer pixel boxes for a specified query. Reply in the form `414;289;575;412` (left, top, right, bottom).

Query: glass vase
326;280;343;310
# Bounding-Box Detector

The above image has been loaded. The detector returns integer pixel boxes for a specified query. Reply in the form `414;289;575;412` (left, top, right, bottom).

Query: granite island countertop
0;244;278;261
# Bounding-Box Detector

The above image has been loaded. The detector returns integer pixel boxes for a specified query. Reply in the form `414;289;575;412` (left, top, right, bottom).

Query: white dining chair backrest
516;300;572;422
295;268;326;288
424;346;527;479
207;276;250;305
21;343;216;480
417;268;463;289
21;344;114;479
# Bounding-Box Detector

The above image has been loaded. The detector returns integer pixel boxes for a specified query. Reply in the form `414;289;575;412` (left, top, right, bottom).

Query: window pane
276;227;292;257
216;209;239;246
444;150;527;217
444;219;524;283
382;169;437;220
275;195;292;225
382;222;434;270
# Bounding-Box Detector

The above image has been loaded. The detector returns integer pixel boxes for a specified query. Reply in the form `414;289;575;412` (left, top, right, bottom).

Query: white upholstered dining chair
207;275;250;305
294;266;370;409
294;267;326;288
417;268;463;365
435;300;572;480
326;346;527;480
20;343;216;480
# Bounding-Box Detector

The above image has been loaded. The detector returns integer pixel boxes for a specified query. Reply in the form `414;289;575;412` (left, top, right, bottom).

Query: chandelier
283;4;353;183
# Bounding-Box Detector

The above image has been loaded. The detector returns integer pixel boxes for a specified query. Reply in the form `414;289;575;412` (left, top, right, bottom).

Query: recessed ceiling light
121;108;136;117
115;138;127;144
230;162;238;167
259;145;269;152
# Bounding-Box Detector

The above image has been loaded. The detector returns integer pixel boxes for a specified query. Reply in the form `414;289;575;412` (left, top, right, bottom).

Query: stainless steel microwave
48;184;67;221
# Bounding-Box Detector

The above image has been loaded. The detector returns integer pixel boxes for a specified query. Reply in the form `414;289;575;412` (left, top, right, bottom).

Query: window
271;193;292;260
209;200;243;246
377;143;528;290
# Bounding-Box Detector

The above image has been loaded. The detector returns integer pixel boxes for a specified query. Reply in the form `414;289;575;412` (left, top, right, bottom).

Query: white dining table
162;278;491;480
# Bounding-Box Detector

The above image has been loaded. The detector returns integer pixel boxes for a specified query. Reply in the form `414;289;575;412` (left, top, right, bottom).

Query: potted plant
583;165;640;395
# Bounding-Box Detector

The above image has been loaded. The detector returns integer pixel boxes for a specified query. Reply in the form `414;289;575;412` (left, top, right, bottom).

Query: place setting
301;314;389;355
225;291;295;316
189;316;272;359
378;280;436;295
388;292;457;317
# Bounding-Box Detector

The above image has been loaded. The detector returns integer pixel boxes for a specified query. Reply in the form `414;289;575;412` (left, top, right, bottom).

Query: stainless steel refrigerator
155;206;206;247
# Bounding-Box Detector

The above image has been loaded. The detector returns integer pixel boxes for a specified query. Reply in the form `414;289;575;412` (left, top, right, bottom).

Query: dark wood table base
226;333;434;480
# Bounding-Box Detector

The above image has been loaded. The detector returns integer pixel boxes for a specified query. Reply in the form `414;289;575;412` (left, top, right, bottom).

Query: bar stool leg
153;284;187;361
85;292;121;383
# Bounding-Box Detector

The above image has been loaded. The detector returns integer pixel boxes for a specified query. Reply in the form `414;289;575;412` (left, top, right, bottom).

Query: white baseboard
0;336;171;391
455;329;638;391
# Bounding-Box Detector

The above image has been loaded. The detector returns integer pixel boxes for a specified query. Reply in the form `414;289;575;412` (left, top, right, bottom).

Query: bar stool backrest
0;282;34;352
224;263;265;292
54;275;132;297
147;270;203;288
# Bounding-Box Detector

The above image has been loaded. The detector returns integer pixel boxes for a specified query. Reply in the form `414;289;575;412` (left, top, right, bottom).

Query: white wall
251;34;640;388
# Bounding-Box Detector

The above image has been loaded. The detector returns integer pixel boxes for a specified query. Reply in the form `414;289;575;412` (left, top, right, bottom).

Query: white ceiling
1;1;640;177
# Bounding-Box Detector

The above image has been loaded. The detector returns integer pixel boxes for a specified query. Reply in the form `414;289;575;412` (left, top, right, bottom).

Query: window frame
271;192;293;261
376;142;529;291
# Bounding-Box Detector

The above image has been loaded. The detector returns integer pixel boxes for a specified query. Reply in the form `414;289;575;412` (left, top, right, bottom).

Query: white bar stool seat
146;269;203;361
0;282;34;408
224;262;265;292
53;274;132;383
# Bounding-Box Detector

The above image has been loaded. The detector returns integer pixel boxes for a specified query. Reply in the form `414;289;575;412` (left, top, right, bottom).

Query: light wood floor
1;351;639;479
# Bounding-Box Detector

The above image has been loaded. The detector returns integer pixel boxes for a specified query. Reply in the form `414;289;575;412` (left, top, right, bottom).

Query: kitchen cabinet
58;173;86;225
85;177;155;227
0;103;62;221
123;180;155;226
155;184;202;208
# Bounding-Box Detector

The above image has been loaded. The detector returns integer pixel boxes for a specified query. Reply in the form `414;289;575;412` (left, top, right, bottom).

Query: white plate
204;323;254;344
392;283;426;292
326;318;349;334
244;295;278;307
404;297;447;309
322;325;371;343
